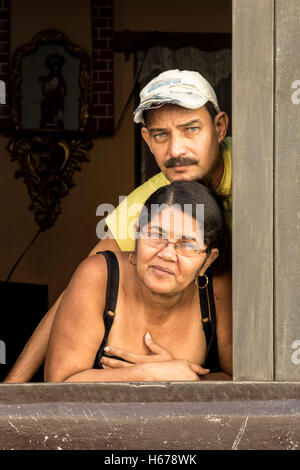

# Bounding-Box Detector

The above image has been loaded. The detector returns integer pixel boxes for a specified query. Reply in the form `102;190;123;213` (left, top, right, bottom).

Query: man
4;70;231;382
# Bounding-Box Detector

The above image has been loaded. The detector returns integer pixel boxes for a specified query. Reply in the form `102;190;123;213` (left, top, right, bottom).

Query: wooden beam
232;0;274;380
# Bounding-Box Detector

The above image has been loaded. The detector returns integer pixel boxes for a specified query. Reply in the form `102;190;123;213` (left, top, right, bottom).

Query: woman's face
136;206;215;296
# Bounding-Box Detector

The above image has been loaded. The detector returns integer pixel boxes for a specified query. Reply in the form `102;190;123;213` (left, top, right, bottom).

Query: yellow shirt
106;136;232;251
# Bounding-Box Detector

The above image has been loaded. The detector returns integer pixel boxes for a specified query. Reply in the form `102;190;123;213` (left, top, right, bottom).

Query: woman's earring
129;252;136;266
195;274;209;289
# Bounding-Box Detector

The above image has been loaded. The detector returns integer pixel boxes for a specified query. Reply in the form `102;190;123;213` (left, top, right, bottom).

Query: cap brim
134;93;214;124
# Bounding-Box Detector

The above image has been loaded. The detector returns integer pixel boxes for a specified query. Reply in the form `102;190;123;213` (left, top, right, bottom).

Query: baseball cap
134;69;220;124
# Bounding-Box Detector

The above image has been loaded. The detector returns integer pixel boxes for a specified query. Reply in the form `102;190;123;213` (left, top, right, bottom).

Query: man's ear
214;112;229;143
141;126;152;152
199;248;219;275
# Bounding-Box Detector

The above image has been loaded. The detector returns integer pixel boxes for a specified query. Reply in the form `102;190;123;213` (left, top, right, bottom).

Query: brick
92;39;108;49
91;0;112;7
99;93;113;104
0;63;8;73
93;82;109;92
92;71;102;82
0;32;8;41
92;28;101;40
99;7;113;17
0;41;8;53
92;49;101;60
107;105;114;116
99;49;112;60
92;94;99;105
92;104;107;116
98;71;112;81
0;10;8;18
100;28;113;39
1;0;10;9
92;18;109;28
0;53;8;63
92;81;108;91
93;60;109;71
0;21;8;33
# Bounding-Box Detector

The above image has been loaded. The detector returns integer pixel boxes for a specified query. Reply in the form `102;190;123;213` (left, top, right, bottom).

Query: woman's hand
100;332;210;380
101;332;173;368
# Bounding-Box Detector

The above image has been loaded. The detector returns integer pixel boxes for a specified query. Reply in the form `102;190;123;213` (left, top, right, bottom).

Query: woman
44;181;232;382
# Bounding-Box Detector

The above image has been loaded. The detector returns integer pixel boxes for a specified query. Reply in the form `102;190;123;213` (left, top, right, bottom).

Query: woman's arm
44;254;109;382
63;360;204;382
3;233;120;383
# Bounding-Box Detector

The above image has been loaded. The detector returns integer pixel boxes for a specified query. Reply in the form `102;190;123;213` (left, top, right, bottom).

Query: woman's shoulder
68;252;109;291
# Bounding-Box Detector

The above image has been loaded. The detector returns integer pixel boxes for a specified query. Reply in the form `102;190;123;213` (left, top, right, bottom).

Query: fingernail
145;332;151;340
104;346;110;352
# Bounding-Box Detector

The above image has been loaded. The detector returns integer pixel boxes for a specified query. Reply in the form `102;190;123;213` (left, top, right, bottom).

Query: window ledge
0;381;299;449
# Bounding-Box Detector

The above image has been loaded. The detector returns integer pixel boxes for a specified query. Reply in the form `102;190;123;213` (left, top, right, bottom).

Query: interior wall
1;0;232;308
114;0;232;33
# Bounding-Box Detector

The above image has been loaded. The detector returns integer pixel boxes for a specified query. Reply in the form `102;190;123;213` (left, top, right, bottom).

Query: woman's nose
157;241;177;260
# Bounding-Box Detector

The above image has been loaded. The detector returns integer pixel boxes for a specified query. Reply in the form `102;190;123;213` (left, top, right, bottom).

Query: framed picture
10;29;90;132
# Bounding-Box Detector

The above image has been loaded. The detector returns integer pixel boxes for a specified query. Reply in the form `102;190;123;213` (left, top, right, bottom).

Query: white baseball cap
134;69;220;124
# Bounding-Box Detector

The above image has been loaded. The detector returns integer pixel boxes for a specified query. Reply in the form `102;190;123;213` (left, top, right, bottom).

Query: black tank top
94;250;221;373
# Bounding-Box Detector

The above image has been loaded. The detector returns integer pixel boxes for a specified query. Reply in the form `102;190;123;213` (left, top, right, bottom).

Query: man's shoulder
221;136;232;156
123;172;170;207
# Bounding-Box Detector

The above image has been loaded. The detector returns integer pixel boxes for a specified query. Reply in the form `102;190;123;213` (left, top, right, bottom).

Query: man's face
141;104;227;184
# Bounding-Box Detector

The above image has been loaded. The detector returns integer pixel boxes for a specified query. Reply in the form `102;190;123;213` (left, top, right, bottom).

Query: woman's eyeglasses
140;230;206;257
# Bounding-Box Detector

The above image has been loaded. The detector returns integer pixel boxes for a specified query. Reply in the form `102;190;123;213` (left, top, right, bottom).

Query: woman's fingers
101;356;132;368
189;362;210;375
144;332;173;359
103;346;138;363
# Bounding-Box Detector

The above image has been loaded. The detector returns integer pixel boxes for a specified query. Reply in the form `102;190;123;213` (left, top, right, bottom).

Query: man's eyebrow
148;127;168;135
148;119;202;134
177;119;201;128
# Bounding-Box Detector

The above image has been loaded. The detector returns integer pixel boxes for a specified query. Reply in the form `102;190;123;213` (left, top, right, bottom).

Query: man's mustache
164;157;198;168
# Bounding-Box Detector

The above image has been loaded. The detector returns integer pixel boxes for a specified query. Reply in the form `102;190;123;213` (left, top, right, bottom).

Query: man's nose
168;133;186;157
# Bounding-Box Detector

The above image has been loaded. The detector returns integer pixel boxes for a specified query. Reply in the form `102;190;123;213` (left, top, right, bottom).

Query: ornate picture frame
10;29;90;132
6;30;93;231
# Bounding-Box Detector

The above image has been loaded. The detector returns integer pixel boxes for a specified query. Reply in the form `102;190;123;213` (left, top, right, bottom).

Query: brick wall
90;0;114;134
0;0;10;126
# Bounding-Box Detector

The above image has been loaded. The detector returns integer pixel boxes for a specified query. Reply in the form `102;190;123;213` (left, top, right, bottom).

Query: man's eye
154;132;167;140
187;127;199;133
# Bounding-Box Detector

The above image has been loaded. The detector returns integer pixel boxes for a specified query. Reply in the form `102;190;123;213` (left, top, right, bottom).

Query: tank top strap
198;272;221;372
94;250;120;369
96;250;119;313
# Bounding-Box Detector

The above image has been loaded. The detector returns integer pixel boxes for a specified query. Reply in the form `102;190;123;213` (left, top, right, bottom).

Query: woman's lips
150;265;174;275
